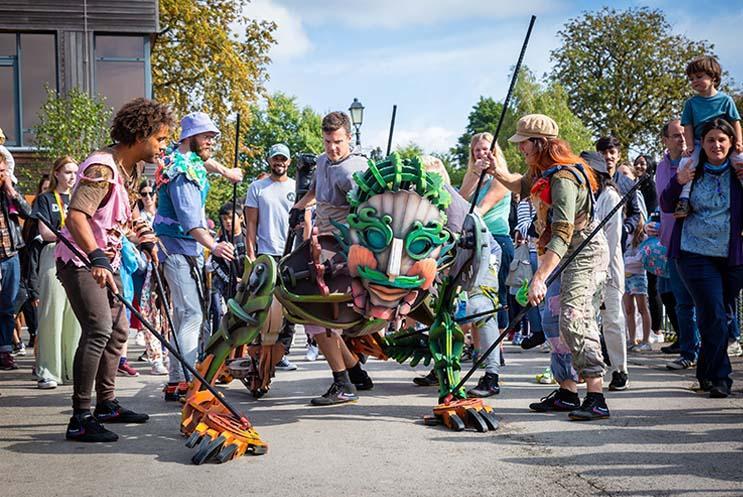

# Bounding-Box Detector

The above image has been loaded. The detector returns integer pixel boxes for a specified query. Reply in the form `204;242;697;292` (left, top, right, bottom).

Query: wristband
210;241;219;253
138;241;155;253
87;248;114;273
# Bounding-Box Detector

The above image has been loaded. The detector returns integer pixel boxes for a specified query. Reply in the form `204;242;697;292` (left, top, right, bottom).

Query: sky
242;0;743;154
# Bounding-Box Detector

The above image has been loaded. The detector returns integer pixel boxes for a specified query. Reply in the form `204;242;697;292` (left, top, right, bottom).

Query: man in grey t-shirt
292;111;372;406
245;143;297;370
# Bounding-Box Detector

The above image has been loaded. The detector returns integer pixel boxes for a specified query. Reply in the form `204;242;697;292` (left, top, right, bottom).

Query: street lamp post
349;98;364;147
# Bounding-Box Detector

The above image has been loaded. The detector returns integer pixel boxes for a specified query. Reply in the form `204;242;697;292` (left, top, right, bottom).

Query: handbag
505;242;533;288
639;236;668;278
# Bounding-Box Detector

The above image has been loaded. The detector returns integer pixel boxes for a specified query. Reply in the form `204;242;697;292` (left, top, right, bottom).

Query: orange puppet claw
423;398;499;432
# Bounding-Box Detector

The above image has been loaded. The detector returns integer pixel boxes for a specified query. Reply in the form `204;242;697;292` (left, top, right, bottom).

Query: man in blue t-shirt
154;112;242;401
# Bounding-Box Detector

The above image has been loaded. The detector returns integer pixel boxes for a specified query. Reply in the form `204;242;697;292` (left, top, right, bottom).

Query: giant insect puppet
179;153;501;464
178;13;542;465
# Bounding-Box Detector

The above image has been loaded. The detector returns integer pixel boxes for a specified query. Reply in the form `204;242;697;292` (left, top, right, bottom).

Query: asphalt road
1;336;742;497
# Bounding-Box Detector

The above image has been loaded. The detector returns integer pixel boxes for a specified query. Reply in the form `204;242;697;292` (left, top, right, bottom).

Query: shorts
625;273;648;295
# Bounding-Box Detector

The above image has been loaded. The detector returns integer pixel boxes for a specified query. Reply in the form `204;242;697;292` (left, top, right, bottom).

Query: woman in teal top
459;132;513;331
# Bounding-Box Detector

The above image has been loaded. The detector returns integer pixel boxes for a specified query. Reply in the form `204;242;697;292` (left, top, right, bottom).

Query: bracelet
210;241;219;253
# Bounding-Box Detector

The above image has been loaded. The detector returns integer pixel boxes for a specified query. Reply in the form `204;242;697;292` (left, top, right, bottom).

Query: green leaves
32;86;113;168
550;7;715;156
451;68;593;175
153;0;276;168
243;92;323;178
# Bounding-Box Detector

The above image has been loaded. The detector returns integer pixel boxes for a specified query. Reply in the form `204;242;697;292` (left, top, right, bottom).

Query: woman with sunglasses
131;179;168;375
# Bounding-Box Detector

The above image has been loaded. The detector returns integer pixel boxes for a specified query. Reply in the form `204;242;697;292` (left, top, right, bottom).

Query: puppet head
339;153;452;320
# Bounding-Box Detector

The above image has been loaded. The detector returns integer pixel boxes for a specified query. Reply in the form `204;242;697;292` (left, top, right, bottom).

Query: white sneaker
305;344;320;362
634;342;652;352
276;356;298;371
135;331;146;347
539;342;551;353
728;340;743;358
151;360;168;375
37;379;58;389
649;332;664;344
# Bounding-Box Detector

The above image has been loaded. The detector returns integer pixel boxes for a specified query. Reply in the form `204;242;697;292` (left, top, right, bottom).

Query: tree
31;87;112;177
451;67;592;177
152;0;276;167
451;96;512;170
243;92;323;175
395;142;425;161
550;7;714;156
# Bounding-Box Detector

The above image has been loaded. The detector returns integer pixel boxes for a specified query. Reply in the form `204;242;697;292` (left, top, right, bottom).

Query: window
0;33;57;147
94;35;150;115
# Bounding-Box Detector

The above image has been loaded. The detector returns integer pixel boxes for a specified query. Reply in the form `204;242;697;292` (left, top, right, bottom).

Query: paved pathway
1;337;741;497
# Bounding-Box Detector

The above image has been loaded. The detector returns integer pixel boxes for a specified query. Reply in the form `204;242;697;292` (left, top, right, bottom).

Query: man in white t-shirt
244;143;298;370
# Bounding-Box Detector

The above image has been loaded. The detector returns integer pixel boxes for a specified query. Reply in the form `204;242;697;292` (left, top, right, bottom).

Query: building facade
0;0;158;151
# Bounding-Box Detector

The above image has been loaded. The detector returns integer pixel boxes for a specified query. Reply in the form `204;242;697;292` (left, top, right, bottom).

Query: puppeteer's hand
213;241;235;261
527;276;547;307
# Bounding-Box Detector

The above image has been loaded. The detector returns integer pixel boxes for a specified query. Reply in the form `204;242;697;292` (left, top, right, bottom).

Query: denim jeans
676;252;743;387
492;234;514;329
163;254;203;383
0;255;20;352
669;260;700;361
541;276;578;383
526;250;543;332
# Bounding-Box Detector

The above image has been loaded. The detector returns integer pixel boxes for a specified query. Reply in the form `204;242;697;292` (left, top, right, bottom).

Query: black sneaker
348;366;374;391
93;399;149;423
608;371;629;391
413;370;439;387
310;381;358;406
529;389;580;412
708;380;731;399
520;331;546;350
569;394;610;421
467;372;500;397
66;413;119;443
660;341;680;355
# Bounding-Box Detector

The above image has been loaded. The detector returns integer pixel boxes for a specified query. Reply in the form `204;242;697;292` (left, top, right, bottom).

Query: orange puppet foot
423;398;499;432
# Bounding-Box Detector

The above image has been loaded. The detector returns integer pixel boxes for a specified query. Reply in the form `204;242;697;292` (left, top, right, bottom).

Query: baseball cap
580;151;609;176
267;143;291;160
508;114;559;143
179;112;220;142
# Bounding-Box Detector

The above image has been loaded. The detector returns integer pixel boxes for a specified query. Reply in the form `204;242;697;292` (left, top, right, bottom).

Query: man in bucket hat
153;111;241;401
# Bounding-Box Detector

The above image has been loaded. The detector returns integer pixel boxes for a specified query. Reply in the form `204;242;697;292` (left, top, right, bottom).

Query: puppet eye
361;227;390;253
404;221;448;261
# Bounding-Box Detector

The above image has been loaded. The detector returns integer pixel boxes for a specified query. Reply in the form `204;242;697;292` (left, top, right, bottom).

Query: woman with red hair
492;114;610;421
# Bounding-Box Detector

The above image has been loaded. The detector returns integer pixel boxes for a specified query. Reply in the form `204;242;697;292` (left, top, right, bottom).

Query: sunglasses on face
140;191;155;198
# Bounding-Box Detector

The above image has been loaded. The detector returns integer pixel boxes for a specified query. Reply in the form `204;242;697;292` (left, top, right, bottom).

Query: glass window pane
95;60;145;114
0;33;16;57
0;66;17;145
95;36;144;59
20;34;56;145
